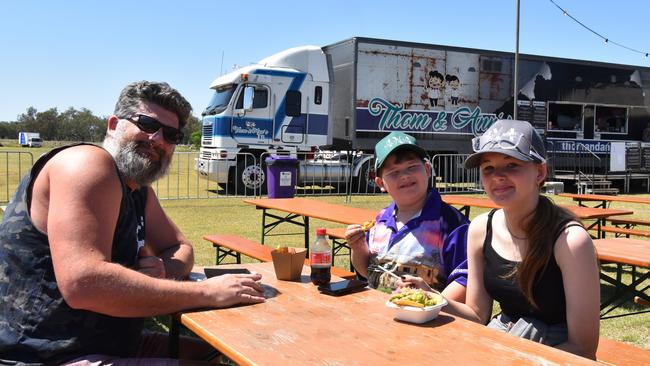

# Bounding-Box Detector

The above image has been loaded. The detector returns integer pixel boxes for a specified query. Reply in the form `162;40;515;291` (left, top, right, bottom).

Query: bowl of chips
385;288;447;324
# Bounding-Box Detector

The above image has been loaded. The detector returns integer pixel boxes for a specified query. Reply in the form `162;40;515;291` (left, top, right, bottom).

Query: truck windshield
202;84;237;116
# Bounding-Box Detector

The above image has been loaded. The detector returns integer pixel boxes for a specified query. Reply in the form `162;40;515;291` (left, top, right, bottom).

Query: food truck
196;37;650;193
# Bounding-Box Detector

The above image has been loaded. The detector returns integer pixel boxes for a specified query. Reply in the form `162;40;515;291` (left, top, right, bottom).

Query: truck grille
201;151;212;159
202;124;213;145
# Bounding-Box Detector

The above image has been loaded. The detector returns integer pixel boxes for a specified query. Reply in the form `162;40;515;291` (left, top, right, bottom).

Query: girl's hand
397;275;432;291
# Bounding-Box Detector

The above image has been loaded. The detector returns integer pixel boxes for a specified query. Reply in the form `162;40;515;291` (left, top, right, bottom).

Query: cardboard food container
271;247;306;280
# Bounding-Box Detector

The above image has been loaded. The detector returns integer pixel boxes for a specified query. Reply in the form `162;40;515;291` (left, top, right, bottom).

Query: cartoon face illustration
427;71;445;107
428;71;444;89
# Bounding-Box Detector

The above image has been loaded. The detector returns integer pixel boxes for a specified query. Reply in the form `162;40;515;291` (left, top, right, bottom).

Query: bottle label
310;252;331;266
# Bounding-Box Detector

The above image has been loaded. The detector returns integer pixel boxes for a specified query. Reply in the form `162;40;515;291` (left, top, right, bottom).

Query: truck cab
27;137;42;148
196;46;331;194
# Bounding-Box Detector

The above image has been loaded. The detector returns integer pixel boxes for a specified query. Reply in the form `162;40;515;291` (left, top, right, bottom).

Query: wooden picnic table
593;237;650;319
243;197;376;250
179;262;599;366
558;193;650;208
441;195;633;238
245;197;633;245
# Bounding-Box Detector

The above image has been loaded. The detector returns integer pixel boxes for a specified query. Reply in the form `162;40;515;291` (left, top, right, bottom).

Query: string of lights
549;0;649;58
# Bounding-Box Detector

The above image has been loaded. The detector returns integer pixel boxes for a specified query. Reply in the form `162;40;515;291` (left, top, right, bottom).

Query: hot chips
275;245;296;254
361;219;376;232
392;299;425;308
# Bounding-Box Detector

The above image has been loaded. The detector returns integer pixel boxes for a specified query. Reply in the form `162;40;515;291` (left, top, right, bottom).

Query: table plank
243;197;377;225
181;262;599;366
593;238;650;267
441;195;632;219
559;193;650;206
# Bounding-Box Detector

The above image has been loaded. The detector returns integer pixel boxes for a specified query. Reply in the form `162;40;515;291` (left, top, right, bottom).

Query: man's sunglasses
121;114;184;144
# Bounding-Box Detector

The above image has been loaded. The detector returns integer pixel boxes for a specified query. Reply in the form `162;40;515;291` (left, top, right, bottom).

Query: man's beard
104;135;171;186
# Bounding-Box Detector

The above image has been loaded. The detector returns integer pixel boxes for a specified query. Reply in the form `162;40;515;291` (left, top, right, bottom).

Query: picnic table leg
261;208;267;244
597;218;603;239
169;313;180;358
600;268;650;317
304;216;310;253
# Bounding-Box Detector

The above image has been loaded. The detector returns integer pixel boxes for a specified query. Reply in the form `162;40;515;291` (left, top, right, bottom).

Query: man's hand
137;245;166;278
203;273;266;308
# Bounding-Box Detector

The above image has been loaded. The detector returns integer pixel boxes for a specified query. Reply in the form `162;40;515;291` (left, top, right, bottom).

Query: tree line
0;107;202;146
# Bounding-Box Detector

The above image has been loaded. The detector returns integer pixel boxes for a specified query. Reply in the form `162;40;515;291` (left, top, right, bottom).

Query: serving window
595;106;627;134
548;103;582;132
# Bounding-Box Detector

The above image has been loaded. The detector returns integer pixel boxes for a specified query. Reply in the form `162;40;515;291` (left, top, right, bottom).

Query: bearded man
0;81;265;365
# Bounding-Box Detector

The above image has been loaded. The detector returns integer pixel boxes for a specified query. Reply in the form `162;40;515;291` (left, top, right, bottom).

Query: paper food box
271;247;306;280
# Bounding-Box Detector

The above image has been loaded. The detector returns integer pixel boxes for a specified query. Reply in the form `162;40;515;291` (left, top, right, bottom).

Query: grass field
0;144;648;350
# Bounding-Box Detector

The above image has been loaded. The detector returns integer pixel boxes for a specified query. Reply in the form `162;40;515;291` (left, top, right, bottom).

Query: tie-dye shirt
365;190;469;292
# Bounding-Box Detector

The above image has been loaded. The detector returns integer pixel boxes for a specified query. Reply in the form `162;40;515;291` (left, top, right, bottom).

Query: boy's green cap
374;131;427;172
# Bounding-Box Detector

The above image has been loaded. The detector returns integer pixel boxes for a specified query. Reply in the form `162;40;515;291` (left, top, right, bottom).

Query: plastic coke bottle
310;228;331;285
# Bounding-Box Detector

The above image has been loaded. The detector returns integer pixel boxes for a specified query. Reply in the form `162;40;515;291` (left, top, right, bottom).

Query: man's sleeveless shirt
0;144;147;365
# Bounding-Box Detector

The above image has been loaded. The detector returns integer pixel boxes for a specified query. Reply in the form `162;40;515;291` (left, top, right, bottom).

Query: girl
400;120;600;359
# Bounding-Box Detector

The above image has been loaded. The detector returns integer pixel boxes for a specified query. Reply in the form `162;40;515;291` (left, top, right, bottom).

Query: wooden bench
325;227;353;271
599;226;650;238
608;217;650;228
596;337;650;366
203;234;355;279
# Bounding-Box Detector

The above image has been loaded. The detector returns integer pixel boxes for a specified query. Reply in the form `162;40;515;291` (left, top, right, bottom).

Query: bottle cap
316;228;326;236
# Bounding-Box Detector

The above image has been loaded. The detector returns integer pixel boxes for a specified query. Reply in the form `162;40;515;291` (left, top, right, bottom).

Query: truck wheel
354;161;380;194
227;157;267;195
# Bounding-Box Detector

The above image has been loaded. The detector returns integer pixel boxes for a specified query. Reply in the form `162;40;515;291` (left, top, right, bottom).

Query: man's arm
142;186;194;279
39;146;263;317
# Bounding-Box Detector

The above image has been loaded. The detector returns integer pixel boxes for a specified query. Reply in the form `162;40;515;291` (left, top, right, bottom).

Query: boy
345;131;469;301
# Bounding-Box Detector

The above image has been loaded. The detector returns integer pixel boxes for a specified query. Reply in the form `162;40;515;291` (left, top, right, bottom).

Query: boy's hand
345;224;366;251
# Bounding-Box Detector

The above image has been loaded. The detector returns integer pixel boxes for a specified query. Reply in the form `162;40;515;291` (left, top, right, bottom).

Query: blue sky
1;0;648;122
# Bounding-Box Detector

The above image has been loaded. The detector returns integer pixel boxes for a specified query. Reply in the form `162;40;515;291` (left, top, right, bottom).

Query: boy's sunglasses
120;114;184;144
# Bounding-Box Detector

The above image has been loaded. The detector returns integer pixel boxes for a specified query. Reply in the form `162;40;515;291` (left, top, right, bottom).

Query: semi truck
195;37;650;194
19;132;42;148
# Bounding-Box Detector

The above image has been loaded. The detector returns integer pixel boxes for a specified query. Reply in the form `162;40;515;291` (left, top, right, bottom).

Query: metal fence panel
431;154;482;194
0;151;34;203
1;151;485;203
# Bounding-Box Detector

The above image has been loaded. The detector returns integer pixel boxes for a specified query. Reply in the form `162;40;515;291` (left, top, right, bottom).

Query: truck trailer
18;132;42;148
195;37;650;194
